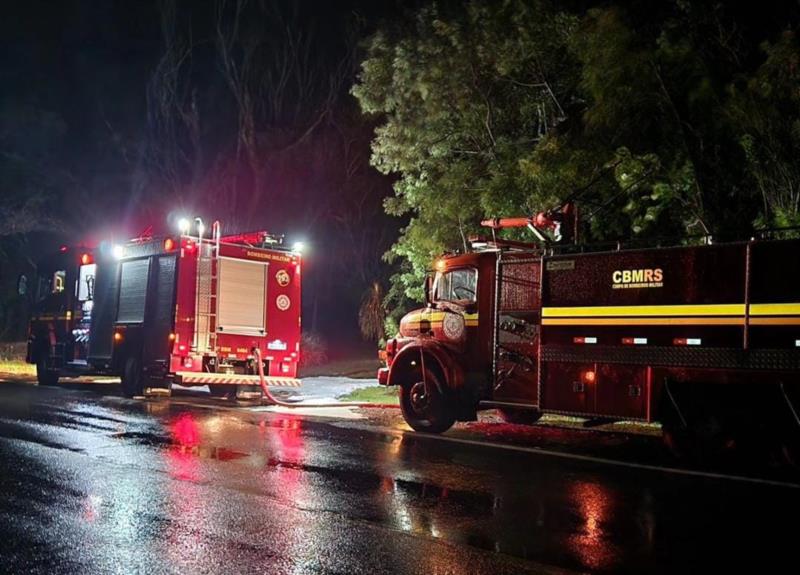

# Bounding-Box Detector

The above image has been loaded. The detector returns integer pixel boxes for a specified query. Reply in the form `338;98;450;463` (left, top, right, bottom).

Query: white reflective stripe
633;338;648;345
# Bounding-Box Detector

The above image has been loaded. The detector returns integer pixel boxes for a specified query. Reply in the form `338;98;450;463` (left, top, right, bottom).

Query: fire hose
253;348;400;409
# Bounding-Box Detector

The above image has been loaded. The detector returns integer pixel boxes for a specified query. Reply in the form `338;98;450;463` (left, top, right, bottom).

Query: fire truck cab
380;230;800;458
26;225;301;398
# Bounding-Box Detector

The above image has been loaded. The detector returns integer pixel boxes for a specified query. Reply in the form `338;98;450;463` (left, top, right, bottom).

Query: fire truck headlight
177;218;191;234
112;245;125;259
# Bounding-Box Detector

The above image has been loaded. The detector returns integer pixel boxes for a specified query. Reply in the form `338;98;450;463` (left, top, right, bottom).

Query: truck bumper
377;367;389;386
174;371;301;387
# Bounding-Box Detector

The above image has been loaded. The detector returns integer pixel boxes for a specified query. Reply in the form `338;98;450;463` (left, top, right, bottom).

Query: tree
728;31;800;229
354;0;800;317
353;1;580;303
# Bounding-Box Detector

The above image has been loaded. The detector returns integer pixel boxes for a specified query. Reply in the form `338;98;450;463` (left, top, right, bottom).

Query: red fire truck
378;213;800;457
25;223;302;398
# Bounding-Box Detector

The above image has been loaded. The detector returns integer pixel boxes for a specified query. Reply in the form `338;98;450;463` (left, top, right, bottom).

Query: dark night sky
0;0;407;350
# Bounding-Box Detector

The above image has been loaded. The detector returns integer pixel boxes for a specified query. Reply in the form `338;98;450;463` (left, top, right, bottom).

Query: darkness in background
0;0;406;354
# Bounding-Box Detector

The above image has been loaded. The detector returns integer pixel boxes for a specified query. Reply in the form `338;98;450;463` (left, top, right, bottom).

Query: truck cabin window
434;268;477;304
37;270;67;301
77;264;96;302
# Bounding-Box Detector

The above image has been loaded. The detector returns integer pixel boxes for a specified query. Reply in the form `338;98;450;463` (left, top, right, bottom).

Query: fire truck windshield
433;268;477;304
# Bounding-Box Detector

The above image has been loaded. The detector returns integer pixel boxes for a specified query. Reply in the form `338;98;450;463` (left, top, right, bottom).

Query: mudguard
387;340;465;392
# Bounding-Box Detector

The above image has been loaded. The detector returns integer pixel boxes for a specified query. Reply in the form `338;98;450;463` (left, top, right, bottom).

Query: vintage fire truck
25;222;302;398
379;210;800;456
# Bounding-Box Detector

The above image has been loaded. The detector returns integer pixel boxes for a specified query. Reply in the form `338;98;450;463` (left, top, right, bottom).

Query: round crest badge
276;295;291;311
442;312;465;340
276;269;291;287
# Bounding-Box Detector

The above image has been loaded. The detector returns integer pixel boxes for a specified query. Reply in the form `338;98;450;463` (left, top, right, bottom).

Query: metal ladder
193;223;221;354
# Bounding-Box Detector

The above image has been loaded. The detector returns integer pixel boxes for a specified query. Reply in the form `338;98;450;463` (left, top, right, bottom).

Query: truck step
175;371;301;387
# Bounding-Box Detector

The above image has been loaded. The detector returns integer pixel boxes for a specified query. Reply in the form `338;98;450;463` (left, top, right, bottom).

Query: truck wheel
498;408;542;425
36;356;60;386
400;369;455;434
121;355;144;398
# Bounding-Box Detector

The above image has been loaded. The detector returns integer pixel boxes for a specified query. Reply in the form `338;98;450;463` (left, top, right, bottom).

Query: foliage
354;1;800;320
358;281;386;342
353;0;579;304
727;31;800;228
299;332;328;368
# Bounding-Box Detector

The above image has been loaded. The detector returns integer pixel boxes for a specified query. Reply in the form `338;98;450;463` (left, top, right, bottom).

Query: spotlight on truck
112;245;125;259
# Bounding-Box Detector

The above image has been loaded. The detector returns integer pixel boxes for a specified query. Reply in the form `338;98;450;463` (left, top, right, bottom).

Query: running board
175;371;301;387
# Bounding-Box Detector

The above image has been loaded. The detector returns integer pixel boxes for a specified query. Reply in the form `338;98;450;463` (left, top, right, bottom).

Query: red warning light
582;370;596;384
164;237;175;252
80;253;93;265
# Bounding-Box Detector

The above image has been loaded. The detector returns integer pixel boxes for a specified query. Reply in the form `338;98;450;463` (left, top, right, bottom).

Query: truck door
492;254;541;405
142;254;178;372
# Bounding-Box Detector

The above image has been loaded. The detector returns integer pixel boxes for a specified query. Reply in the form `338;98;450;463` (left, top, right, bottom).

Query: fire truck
25;222;302;398
378;210;800;457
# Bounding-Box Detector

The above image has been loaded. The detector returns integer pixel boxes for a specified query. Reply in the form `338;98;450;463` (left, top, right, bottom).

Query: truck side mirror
17;274;27;296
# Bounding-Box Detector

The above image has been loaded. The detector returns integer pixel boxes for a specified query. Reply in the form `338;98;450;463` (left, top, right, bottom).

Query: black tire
209;384;235;399
36;356;60;386
399;369;456;434
660;389;738;464
497;408;542;425
659;385;693;459
121;355;144;398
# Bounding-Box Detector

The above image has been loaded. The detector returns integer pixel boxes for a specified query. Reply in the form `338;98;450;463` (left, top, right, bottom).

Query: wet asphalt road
1;383;799;574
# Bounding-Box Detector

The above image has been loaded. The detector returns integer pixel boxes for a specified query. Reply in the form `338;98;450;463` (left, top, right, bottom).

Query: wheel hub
409;381;429;412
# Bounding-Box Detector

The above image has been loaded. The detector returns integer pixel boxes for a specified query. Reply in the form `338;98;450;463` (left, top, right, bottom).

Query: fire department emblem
276;294;291;311
276;269;291;287
442;312;465;340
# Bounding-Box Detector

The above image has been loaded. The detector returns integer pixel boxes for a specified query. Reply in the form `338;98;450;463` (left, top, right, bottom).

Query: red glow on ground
172;413;200;449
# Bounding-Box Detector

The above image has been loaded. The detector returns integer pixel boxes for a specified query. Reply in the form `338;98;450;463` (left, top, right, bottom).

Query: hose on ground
254;348;400;409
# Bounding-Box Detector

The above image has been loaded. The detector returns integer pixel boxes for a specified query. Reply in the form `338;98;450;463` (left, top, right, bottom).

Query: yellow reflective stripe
542;317;744;326
749;303;800;316
542;304;745;317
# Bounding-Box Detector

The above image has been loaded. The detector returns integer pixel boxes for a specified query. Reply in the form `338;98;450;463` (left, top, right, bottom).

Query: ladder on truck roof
193;224;220;354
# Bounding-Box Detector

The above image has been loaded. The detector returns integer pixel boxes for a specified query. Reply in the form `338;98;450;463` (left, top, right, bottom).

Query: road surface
0;381;797;574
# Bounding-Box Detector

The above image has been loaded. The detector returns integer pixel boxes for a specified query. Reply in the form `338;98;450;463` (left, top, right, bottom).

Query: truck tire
121;355;144;398
36;356;60;386
498;408;542;425
400;369;455;434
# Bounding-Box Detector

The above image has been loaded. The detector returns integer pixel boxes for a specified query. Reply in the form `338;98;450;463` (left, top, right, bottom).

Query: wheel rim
409;381;430;415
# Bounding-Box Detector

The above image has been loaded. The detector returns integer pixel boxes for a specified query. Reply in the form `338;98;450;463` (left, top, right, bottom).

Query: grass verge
0;359;35;376
337;386;399;405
